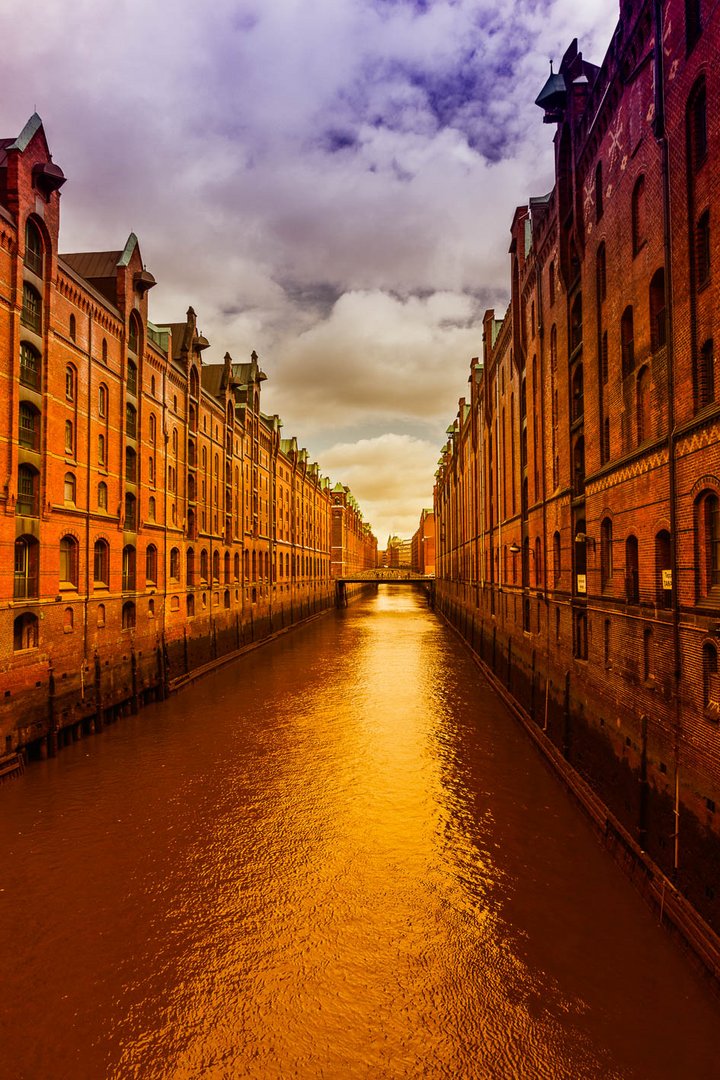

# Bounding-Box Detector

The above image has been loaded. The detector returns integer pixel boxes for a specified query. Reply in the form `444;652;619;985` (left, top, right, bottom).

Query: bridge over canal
335;571;435;607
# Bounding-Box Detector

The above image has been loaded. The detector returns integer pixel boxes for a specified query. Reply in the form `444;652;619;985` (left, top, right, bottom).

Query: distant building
386;535;412;568
411;510;435;575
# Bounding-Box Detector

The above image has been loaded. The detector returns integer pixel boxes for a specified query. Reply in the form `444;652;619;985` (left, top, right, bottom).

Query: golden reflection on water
1;587;720;1079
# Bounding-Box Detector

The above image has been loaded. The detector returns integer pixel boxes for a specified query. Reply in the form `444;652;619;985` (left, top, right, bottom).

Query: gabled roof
61;250;122;280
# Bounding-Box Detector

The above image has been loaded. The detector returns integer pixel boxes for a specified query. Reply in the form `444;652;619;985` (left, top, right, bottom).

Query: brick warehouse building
435;0;720;937
0;113;376;761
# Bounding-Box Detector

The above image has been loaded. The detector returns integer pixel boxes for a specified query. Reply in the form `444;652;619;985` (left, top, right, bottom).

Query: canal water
1;587;719;1080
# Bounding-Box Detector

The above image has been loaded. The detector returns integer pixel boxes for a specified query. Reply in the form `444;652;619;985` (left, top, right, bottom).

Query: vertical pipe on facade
83;312;94;664
161;366;169;642
496;360;502;589
536;261;551;674
653;0;681;874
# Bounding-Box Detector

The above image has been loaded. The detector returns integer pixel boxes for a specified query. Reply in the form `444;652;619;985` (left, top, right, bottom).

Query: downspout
84;312;93;665
653;0;681;875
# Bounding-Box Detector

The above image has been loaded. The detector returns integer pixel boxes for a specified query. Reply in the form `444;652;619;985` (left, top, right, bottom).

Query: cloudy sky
2;0;617;543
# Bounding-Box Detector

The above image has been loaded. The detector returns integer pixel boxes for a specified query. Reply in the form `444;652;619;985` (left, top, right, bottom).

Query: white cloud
321;433;438;542
0;0;619;529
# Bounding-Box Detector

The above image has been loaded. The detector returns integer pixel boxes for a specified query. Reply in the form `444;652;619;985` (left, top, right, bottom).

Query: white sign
577;574;587;594
662;569;672;590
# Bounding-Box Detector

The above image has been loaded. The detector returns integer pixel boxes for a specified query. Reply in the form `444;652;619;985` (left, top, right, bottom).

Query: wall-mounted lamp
509;542;521;555
574;532;596;550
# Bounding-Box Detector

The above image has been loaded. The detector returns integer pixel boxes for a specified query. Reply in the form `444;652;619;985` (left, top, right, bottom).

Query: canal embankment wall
0;582;372;775
436;582;720;985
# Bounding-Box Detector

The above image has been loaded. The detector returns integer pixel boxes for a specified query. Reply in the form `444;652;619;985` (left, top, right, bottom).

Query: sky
2;0;618;544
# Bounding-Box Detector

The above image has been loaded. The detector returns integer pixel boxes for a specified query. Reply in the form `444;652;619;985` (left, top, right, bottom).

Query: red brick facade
0;115;375;759
435;1;720;931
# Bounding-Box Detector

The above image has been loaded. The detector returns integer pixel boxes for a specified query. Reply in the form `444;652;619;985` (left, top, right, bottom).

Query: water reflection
0;586;718;1079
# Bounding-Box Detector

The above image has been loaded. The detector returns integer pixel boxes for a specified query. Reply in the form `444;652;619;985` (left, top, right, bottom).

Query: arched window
697;491;720;597
148;597;155;618
126;403;137;438
64;472;76;504
149;414;156;445
170;547;180;580
621;306;635;375
98;433;106;466
189;403;197;433
553;531;561;584
151;375;156;396
14;536;39;598
224;551;231;583
703;642;719;711
97;481;108;510
200;549;209;581
695;339;715;410
227;401;234;426
655;529;672;607
19;342;40;389
637;366;651;444
69;314;76;342
696;210;711;287
148;455;155;486
64;607;74;632
125;447;137;483
65;365;76;402
21;283;41;333
146;543;157;584
649;269;666;351
122;545;136;591
234;552;240;580
190;367;199;398
101;337;108;364
19;402;40;450
688;76;707;171
14;612;38;651
122;601;136;629
24;217;44;276
148;495;156;522
571;364;584;421
187;594;195;617
127;359;137;396
97;602;106;627
570;293;583;352
596;243;606;304
573;436;585;495
212;549;220;581
93;539;109;585
128;313;141;355
60;535;78;587
98;383;108;418
600;518;613;589
188;473;196;501
594;161;603;222
124;492;136;530
186;547;195;585
626;535;640;603
172;428;178;454
252;550;257;579
64;420;74;456
632;176;646;255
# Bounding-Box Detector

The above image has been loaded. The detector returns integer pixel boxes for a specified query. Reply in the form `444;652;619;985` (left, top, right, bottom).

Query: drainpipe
653;0;681;875
84;312;93;665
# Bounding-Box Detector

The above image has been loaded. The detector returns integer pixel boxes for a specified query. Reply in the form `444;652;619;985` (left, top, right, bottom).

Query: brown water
1;586;719;1080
